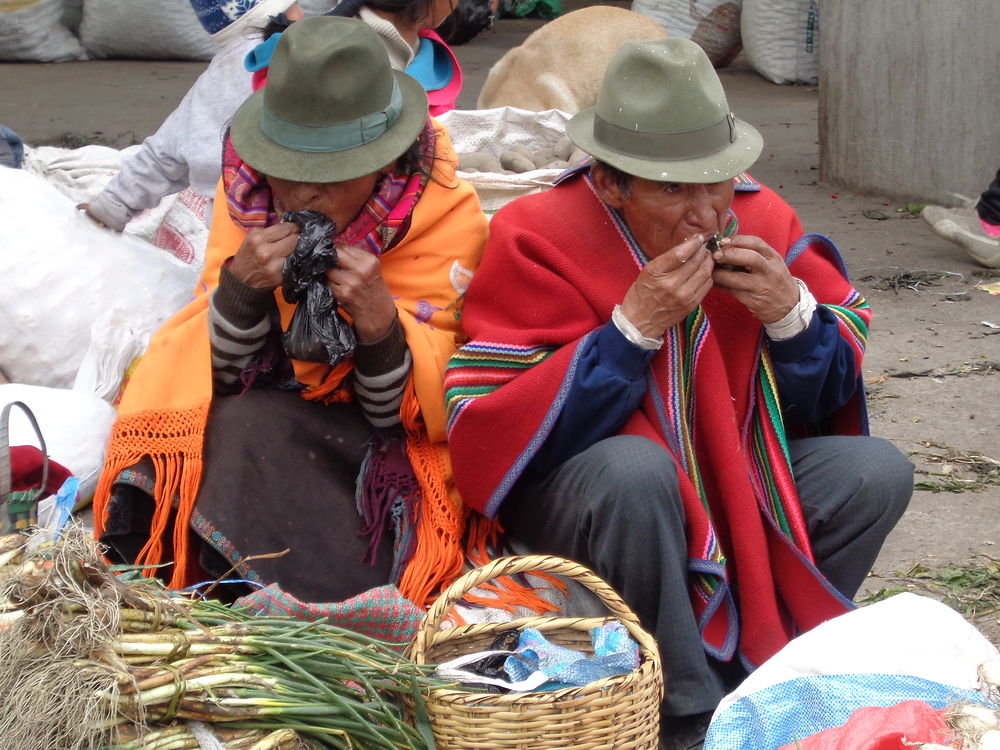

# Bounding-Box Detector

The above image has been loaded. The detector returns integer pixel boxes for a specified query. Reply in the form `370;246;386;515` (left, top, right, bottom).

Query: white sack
630;0;743;68
438;107;572;214
0;168;198;390
23;144;209;268
79;0;216;61
704;593;1000;749
740;0;819;84
0;0;88;62
62;0;83;32
1;384;117;503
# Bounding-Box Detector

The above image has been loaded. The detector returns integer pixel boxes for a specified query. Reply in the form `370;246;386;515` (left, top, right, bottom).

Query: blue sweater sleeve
768;305;860;425
530;320;655;473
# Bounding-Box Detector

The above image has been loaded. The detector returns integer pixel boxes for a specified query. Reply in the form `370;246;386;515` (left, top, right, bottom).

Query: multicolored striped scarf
220;119;438;255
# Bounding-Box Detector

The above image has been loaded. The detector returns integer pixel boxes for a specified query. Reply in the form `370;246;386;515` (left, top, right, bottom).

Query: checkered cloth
233;583;423;651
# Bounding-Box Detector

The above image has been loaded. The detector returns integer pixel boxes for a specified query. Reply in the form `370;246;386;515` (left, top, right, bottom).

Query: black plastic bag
280;210;356;366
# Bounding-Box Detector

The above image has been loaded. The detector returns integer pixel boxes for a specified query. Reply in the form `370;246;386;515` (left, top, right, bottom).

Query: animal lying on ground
476;5;668;113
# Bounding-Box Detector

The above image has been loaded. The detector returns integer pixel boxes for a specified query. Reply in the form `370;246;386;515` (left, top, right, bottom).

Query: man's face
603;176;736;260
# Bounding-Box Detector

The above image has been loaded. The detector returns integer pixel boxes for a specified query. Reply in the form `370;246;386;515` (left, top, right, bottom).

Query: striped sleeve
353;317;411;429
208;264;275;394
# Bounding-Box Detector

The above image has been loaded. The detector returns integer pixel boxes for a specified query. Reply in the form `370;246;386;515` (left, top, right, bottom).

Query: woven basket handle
412;554;659;664
0;401;48;501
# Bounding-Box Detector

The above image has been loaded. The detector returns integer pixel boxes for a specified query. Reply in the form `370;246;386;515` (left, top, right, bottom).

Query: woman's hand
710;235;800;323
229;222;301;290
326;244;397;343
619;235;715;338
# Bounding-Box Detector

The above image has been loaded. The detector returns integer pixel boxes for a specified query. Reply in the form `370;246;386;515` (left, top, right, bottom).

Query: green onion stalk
0;527;453;750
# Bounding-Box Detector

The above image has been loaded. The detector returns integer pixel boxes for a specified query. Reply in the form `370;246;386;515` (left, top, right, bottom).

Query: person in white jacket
80;0;303;231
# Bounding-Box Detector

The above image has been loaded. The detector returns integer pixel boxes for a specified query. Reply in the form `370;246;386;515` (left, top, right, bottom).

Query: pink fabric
981;217;1000;238
418;29;462;115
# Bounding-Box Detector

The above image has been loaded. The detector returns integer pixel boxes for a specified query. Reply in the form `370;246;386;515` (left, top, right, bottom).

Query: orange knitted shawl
93;123;487;607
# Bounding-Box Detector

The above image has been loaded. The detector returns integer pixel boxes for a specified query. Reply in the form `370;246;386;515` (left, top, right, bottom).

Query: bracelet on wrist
612;305;664;351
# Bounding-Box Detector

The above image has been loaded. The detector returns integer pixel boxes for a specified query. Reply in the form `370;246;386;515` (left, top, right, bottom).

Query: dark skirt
101;389;394;603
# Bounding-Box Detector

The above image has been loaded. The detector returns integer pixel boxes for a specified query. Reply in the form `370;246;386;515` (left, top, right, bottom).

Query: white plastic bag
0;168;198;390
0;0;88;62
630;0;743;68
740;0;819;84
79;0;216;61
438;107;572;213
0;384;117;504
704;593;1000;749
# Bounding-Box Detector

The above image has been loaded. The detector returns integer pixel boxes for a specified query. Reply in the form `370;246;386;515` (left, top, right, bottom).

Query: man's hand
228;222;301;291
619;235;715;338
326;244;397;344
710;235;800;323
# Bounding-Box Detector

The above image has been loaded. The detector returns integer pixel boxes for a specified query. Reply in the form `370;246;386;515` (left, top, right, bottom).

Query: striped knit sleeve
353;316;411;429
208;264;275;394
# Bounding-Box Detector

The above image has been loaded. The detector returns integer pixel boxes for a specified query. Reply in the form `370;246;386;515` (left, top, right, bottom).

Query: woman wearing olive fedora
447;38;913;748
92;17;488;616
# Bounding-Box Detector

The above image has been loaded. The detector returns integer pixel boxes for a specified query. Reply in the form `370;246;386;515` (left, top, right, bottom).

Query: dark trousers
977;168;1000;226
499;434;913;717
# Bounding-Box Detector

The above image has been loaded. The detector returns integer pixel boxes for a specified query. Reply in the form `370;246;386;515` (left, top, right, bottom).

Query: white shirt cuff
612;305;663;350
764;278;816;341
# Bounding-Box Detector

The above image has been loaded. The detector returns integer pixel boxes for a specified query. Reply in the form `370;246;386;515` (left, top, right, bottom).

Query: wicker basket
409;555;663;750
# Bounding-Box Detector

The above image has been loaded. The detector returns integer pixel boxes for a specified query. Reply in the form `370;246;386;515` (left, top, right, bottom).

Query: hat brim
566;107;764;183
230;70;429;184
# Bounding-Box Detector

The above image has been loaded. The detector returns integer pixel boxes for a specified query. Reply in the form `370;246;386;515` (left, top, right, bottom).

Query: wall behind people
819;0;1000;205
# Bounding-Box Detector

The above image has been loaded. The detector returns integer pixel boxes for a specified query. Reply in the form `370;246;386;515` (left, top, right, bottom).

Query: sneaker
921;204;1000;268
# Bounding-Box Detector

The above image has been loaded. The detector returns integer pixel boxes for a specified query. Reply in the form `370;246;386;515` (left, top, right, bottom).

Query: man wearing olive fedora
446;37;912;748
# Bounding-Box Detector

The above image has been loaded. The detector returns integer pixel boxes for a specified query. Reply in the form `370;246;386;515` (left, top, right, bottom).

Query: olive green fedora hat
230;16;428;184
567;37;763;183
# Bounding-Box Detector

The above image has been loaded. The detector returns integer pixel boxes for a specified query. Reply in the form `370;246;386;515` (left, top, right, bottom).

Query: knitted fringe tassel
91;403;210;589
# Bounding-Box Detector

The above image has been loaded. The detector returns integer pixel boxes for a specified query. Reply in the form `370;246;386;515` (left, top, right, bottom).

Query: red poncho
445;171;871;667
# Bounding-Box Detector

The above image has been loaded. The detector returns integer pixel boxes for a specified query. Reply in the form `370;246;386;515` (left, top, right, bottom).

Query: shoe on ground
921;204;1000;268
659;710;712;750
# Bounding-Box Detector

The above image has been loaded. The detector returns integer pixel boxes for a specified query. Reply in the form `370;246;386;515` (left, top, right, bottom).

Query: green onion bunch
0;528;444;750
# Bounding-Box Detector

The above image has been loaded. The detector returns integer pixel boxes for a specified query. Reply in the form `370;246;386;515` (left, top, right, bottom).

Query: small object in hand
707;232;749;273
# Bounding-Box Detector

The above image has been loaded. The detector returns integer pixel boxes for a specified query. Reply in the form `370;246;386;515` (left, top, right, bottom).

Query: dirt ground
1;3;997;642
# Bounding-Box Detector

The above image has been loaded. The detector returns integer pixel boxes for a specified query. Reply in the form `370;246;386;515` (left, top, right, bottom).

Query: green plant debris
865;558;1000;631
913;477;987;493
889;360;1000;380
909;442;1000;493
858;269;956;294
858;586;909;604
863;209;890;221
972;269;1000;279
899;203;926;216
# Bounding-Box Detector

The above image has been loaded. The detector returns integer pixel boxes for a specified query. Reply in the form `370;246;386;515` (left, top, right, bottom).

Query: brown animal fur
476;6;668;114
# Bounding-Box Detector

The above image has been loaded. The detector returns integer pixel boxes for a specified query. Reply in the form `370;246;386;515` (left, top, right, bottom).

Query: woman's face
267;169;386;232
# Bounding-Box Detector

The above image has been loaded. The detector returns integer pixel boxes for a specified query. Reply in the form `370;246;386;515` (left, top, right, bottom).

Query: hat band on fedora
593;112;737;162
259;79;404;153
